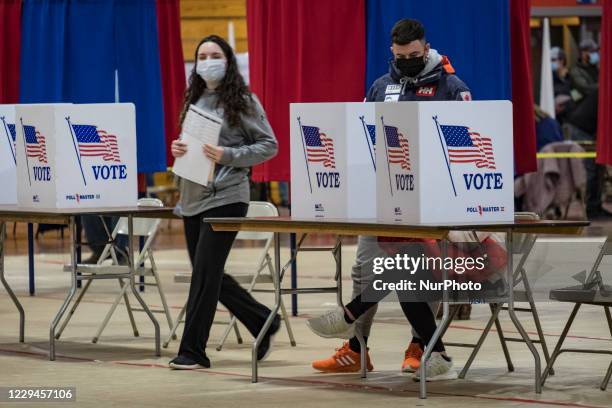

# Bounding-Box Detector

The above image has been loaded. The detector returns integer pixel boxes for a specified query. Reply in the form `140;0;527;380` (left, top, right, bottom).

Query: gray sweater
178;90;278;216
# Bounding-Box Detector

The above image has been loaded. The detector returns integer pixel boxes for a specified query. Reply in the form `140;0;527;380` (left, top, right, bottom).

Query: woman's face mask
196;59;227;84
589;52;600;65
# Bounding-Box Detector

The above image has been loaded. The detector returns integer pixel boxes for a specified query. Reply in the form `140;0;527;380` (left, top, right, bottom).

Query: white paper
172;105;222;186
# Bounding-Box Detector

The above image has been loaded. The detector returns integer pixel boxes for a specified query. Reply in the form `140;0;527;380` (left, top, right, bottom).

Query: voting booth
0;105;17;205
376;101;514;224
290;102;377;218
15;103;138;208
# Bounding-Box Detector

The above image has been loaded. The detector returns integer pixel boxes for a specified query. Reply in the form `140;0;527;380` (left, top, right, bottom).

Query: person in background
565;89;609;218
569;39;599;99
168;35;280;370
81;216;127;264
535;105;563;151
550;47;574;124
309;18;469;381
566;39;607;218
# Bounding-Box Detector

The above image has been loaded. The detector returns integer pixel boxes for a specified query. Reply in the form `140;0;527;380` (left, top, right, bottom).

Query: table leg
126;215;160;357
290;233;297;316
252;231;283;383
506;229;542;394
49;217;79;360
28;223;34;295
1;221;25;342
76;217;82;289
419;238;451;399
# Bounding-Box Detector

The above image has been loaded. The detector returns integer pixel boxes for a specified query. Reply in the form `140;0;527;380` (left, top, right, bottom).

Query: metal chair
163;201;296;350
441;212;554;378
55;198;174;342
542;236;612;391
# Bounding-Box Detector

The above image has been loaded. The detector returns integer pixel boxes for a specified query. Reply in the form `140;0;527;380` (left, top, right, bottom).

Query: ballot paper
172;104;222;186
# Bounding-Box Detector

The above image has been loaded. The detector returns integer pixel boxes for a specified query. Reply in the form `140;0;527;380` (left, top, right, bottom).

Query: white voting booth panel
290;103;376;218
15;103;138;208
0;105;17;204
376;101;514;224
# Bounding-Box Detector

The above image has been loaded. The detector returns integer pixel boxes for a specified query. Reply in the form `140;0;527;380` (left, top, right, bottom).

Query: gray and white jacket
178;90;278;217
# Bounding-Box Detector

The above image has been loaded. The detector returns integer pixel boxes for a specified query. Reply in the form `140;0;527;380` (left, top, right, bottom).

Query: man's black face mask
395;56;426;78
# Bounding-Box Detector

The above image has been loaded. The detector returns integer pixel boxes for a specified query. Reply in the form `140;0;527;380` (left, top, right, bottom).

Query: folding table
0;205;174;361
206;216;588;399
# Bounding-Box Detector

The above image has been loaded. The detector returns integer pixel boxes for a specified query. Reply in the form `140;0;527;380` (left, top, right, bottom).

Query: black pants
346;296;444;352
345;243;445;352
178;202;274;364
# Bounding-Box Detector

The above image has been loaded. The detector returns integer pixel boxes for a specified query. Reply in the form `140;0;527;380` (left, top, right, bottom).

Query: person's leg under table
0;221;25;342
178;203;247;367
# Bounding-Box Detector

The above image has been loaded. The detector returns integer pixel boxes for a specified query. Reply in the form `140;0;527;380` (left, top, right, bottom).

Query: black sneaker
257;315;281;361
169;354;210;370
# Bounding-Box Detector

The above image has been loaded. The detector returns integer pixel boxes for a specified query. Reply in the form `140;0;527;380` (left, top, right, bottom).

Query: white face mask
196;59;226;84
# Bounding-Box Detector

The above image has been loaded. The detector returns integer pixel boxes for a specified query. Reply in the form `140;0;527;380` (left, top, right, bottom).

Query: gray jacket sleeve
569;66;598;96
218;95;278;168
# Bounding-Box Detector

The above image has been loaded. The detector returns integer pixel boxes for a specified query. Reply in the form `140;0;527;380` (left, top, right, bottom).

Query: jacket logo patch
385;84;402;95
416;86;437;97
460;91;472;101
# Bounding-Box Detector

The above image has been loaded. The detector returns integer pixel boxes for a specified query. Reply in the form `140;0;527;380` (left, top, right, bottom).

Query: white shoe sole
306;320;354;339
401;366;417;375
169;362;205;370
412;369;458;382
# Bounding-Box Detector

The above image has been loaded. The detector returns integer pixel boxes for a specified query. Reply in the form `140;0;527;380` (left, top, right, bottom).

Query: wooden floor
0;213;611;407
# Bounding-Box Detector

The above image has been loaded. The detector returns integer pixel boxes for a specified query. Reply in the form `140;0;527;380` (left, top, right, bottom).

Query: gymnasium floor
0;220;611;408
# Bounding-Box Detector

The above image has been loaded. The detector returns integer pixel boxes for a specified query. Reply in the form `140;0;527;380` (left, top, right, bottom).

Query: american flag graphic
6;123;16;151
71;124;120;162
366;124;376;148
23;125;48;163
302;125;335;168
384;125;410;170
440;124;496;169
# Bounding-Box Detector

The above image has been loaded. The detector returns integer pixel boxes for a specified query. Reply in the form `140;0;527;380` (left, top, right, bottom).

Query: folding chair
55;198;174;343
441;212;554;378
163;201;296;350
542;236;612;391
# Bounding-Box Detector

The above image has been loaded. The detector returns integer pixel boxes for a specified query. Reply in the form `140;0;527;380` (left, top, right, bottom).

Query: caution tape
536;152;596;159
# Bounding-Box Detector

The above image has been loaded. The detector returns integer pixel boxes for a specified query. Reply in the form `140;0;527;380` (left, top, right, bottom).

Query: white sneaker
413;352;458;382
306;307;355;339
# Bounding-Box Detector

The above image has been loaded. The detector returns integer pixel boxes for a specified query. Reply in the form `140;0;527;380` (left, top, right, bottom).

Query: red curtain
247;0;366;182
597;0;612;165
156;0;186;168
510;0;537;175
0;0;21;103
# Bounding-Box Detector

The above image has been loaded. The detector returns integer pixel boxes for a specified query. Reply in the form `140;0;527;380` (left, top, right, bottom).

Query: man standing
310;19;471;379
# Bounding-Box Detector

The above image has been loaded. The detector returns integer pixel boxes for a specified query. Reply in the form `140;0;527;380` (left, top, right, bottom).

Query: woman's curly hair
179;35;253;129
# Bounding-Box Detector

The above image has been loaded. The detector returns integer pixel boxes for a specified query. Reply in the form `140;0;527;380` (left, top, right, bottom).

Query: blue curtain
114;0;166;173
20;0;68;103
19;0;166;172
365;0;511;101
64;0;115;103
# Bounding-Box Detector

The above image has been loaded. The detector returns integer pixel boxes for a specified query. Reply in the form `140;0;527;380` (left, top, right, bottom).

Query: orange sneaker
312;342;374;373
401;342;423;373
